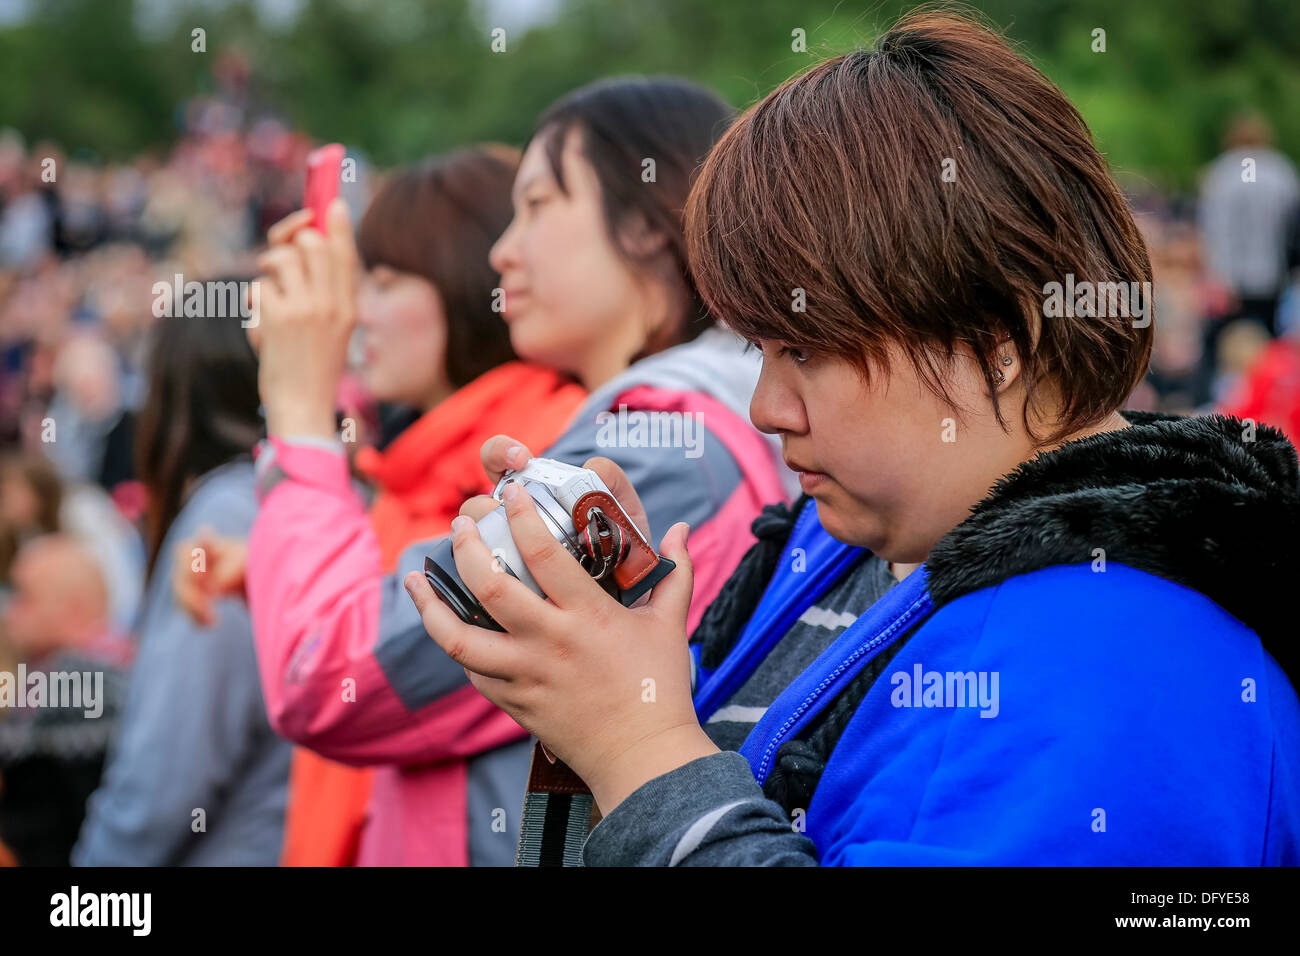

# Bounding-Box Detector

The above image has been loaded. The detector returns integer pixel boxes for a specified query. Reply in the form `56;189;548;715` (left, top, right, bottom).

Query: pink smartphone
303;143;345;232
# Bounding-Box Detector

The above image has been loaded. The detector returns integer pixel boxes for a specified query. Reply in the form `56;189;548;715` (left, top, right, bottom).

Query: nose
749;358;806;437
354;282;377;328
489;215;520;277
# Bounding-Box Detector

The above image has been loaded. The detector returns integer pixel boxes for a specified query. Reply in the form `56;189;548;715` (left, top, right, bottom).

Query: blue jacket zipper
750;583;932;782
693;503;862;721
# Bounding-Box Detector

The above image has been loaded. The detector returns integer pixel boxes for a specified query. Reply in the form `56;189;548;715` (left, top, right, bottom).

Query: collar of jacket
926;411;1299;672
354;361;584;504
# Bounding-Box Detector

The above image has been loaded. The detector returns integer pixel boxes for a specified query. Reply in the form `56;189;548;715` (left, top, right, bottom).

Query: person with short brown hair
407;11;1300;866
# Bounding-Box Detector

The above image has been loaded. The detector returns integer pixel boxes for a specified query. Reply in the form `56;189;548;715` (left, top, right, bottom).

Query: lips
500;287;529;316
786;456;830;493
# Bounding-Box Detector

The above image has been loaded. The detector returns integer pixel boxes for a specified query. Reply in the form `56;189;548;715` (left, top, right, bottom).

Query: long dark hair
534;76;734;357
135;281;262;576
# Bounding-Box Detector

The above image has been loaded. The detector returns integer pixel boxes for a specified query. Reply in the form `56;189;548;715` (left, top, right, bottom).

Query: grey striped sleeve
581;751;819;866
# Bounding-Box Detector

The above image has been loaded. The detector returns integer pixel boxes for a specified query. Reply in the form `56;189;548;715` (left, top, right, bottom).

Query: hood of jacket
927;411;1300;675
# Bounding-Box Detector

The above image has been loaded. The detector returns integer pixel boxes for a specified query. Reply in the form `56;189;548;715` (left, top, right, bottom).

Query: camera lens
423;544;505;632
421;482;582;630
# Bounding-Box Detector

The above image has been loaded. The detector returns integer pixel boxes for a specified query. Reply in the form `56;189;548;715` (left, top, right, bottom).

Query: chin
510;325;579;377
812;494;883;550
357;372;391;403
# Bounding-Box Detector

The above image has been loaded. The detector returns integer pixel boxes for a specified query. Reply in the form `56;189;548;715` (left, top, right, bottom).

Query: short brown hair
358;145;520;389
685;11;1153;442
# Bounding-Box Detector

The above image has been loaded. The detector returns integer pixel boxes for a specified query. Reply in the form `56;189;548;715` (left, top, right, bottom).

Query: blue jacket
584;412;1300;865
691;498;1300;864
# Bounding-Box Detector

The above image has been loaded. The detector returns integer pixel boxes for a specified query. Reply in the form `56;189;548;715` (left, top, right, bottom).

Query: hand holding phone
254;141;357;440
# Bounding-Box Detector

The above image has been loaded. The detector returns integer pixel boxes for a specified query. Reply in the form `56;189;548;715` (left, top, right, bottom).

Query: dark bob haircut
357;145;520;390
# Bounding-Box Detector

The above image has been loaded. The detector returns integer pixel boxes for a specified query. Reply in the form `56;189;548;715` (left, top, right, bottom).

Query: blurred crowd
0;61;373;864
1128;114;1300;424
1;50;1298;866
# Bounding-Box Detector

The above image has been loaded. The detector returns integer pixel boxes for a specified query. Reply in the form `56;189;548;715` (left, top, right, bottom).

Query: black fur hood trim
926;411;1300;675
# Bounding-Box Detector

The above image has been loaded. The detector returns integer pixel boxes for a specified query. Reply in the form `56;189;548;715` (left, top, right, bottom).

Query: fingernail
503;482;523;502
506;445;523;467
450;515;473;534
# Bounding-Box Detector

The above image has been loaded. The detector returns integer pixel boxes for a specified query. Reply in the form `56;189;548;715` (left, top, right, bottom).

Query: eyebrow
512;171;550;201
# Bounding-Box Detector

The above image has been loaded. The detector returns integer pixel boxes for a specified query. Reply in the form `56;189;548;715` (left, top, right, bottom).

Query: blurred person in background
1143;219;1233;413
1211;319;1273;405
1198;113;1300;341
0;133;54;270
0;451;143;634
45;334;128;487
73;292;290;866
179;145;587;867
240;76;792;866
0;534;133;866
1220;293;1300;443
0;452;61;585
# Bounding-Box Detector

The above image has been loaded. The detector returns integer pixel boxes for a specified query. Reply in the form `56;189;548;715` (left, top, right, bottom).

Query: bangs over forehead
684;12;1153;441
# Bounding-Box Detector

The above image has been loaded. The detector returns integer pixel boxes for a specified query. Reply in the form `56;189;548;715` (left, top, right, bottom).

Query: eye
369;267;397;290
779;345;811;364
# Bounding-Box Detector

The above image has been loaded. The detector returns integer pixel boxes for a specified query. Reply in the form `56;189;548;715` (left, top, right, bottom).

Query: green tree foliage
1;0;1296;189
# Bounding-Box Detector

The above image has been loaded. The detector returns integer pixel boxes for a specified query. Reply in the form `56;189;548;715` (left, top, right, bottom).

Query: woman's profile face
489;126;647;387
749;340;1019;563
354;265;450;409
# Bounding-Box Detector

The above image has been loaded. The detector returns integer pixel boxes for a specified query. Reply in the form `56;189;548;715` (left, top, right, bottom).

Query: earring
993;370;1006;385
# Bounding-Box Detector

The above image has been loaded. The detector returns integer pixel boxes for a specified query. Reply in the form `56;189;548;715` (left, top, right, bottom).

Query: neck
577;353;630;392
418;378;456;414
578;281;679;391
1037;410;1132;455
888;411;1133;573
888;561;922;582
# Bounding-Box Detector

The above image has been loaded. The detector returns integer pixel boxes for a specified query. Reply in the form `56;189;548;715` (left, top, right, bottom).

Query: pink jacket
247;329;792;865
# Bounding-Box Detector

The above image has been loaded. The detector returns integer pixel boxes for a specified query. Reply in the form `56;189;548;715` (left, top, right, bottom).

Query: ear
991;337;1023;393
618;210;670;259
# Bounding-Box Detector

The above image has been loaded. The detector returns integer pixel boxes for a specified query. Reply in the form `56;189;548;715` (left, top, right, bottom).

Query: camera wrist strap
514;505;612;867
516;741;598;867
516;496;669;866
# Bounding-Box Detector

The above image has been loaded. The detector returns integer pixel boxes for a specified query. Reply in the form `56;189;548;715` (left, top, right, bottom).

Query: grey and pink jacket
246;328;794;865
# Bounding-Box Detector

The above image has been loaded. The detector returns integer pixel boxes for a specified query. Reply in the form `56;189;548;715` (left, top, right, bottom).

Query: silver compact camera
423;457;676;630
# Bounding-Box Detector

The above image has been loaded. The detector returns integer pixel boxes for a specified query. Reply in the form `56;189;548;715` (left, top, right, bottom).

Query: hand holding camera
405;441;715;808
424;455;675;630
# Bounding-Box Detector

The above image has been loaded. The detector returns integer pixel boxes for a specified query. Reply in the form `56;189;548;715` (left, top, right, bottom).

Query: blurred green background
2;0;1297;191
